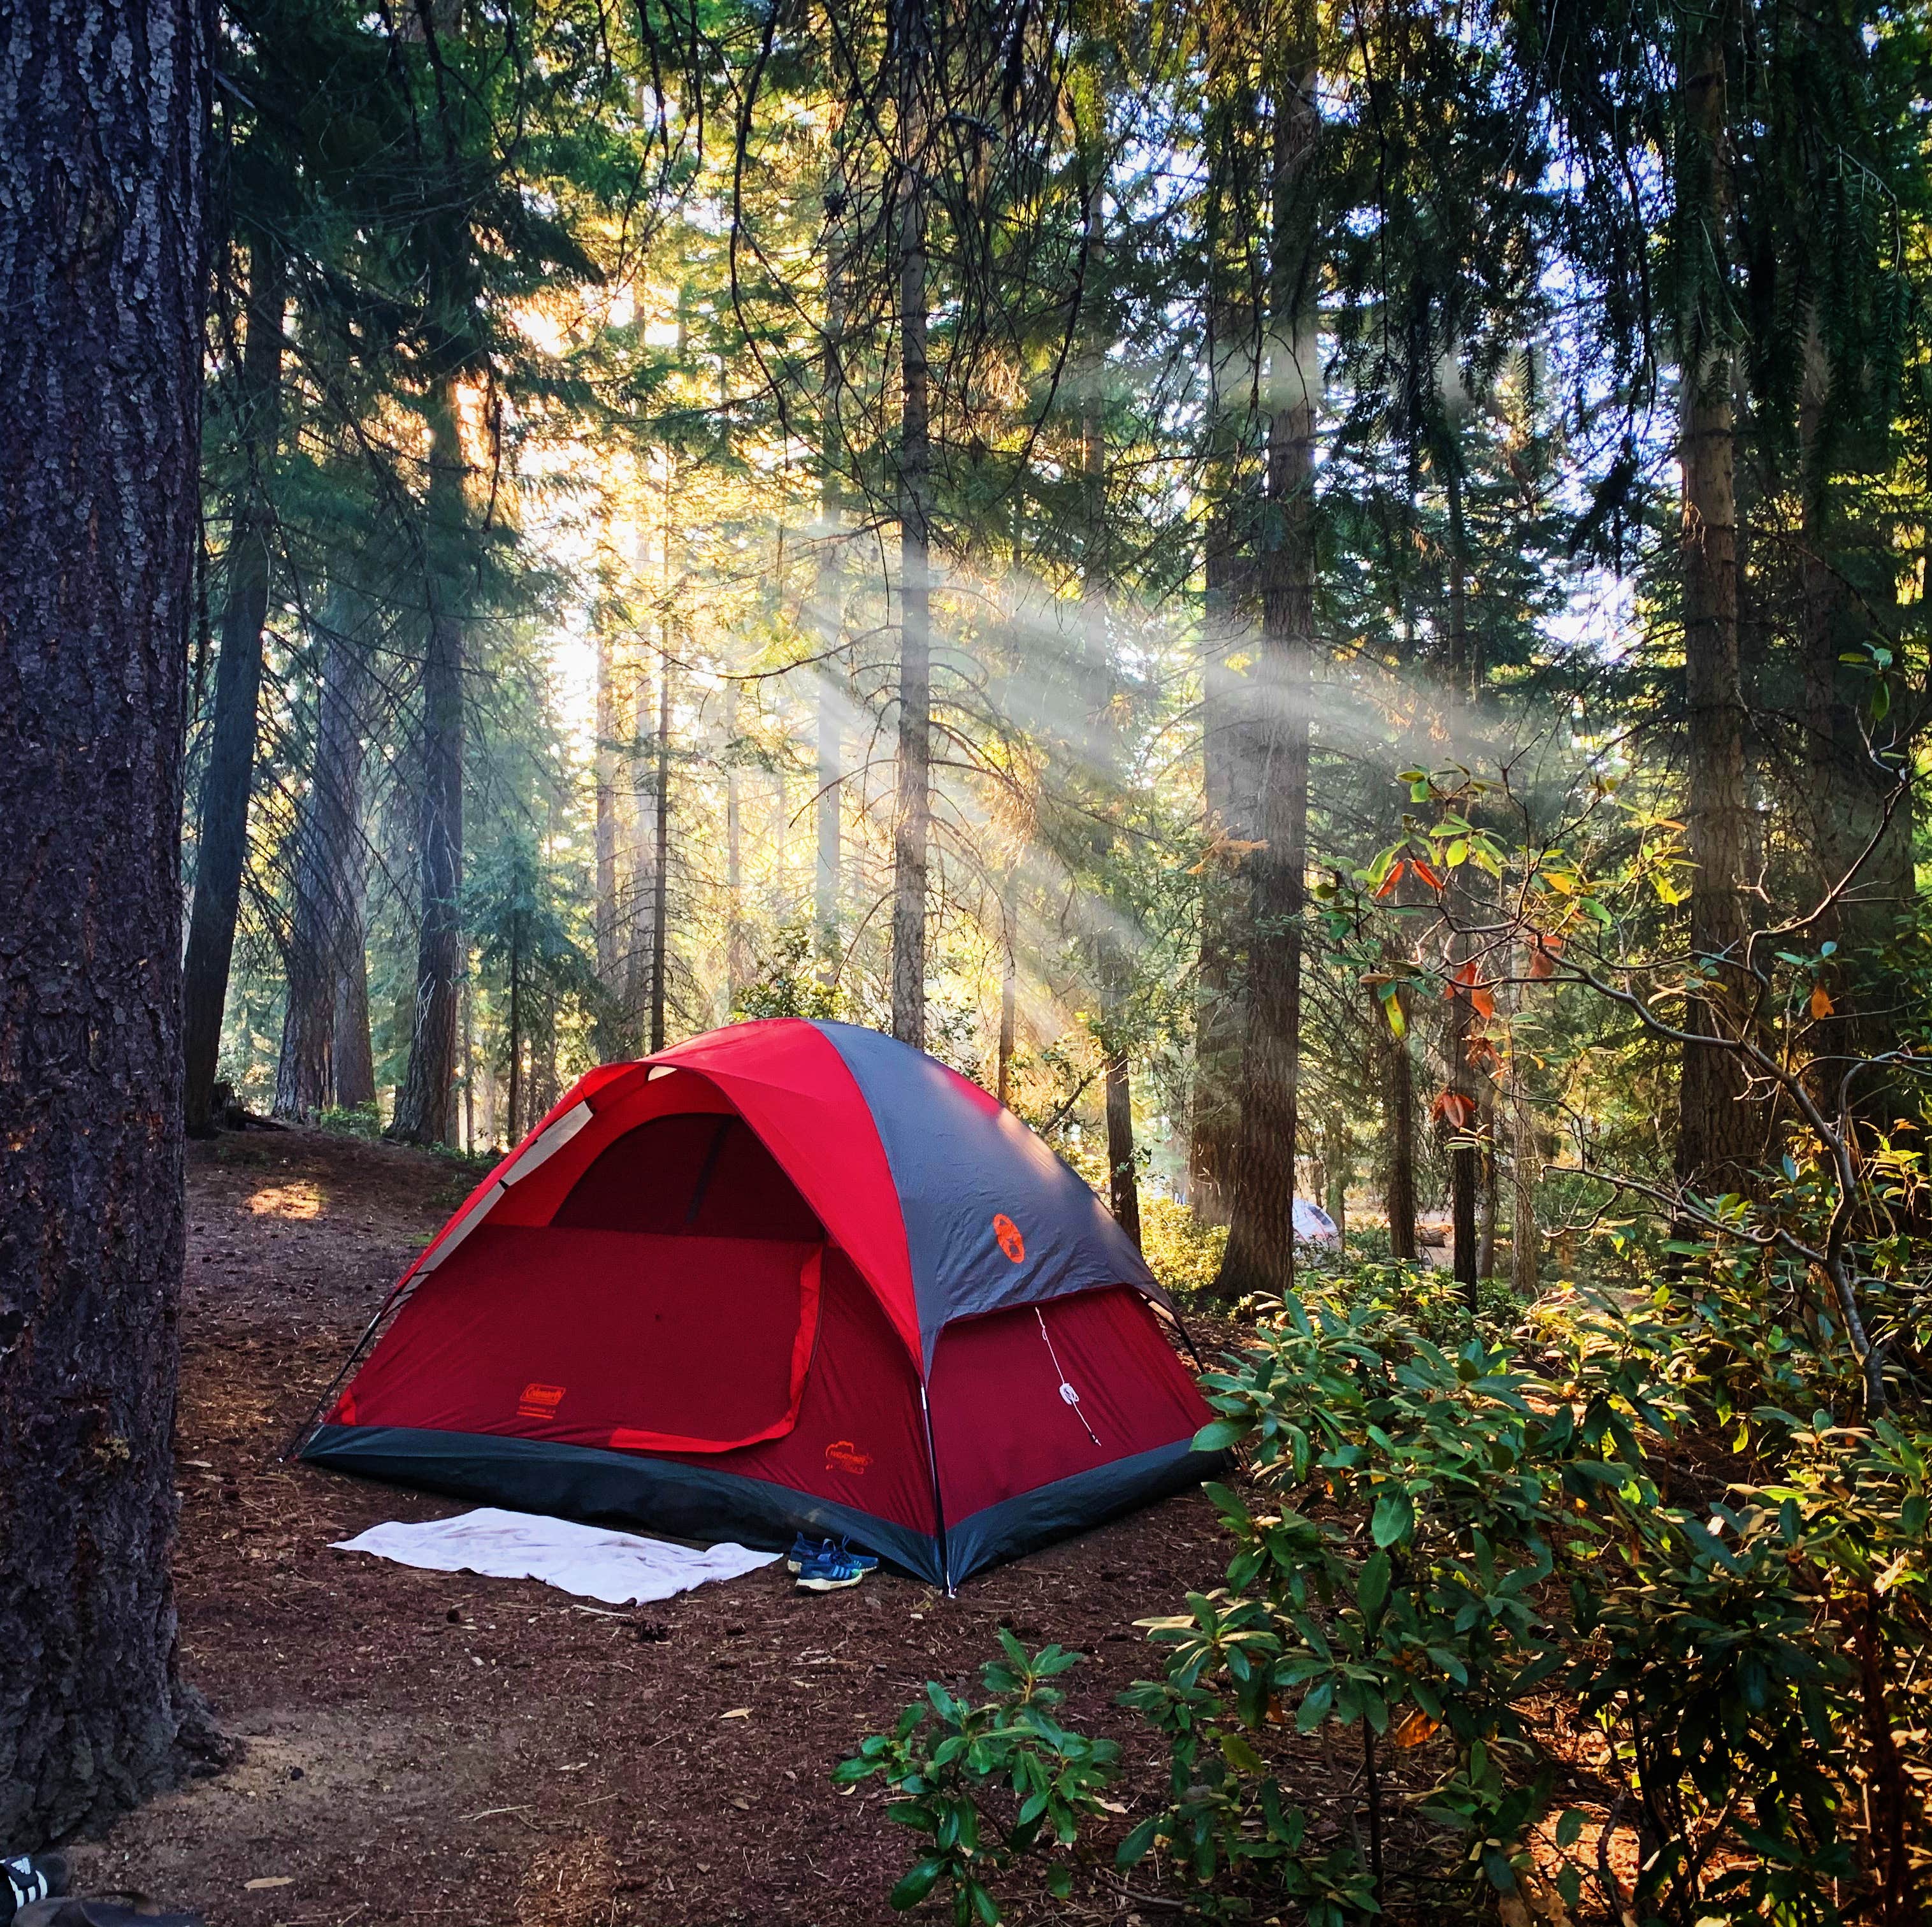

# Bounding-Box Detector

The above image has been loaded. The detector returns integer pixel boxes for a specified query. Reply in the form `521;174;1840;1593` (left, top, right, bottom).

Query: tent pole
918;1381;953;1596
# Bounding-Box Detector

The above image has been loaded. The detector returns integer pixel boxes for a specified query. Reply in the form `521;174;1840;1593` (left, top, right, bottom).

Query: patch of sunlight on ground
246;1181;324;1220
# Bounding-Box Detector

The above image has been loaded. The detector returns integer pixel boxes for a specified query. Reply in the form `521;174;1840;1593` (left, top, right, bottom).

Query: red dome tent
299;1020;1219;1587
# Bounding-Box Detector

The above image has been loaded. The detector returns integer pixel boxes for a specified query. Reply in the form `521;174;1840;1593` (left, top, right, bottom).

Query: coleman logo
517;1382;567;1421
825;1440;871;1475
992;1213;1025;1262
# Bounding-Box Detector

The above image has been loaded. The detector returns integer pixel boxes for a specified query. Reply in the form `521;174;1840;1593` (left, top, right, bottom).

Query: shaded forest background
189;0;1932;1308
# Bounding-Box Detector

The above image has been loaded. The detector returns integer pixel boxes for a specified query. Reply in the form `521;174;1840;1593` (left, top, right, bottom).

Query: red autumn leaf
1810;983;1835;1020
1373;860;1408;900
1410;859;1445;891
1467;1036;1501;1072
1470;985;1496;1020
1430;1090;1476;1130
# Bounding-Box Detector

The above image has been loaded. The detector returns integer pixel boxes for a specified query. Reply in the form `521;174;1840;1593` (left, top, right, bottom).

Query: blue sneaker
833;1538;879;1572
796;1543;869;1591
785;1533;829;1575
5;1852;71;1916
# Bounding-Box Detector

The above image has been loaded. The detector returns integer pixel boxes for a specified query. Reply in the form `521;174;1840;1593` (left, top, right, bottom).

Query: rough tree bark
1799;321;1914;1094
390;373;468;1144
332;863;376;1111
889;0;933;1050
275;618;371;1118
0;0;217;1842
181;234;287;1134
1218;13;1320;1302
1076;188;1142;1250
1189;81;1258;1229
1675;19;1756;1194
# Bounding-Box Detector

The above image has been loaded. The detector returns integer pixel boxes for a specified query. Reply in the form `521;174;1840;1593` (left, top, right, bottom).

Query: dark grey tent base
300;1425;1224;1589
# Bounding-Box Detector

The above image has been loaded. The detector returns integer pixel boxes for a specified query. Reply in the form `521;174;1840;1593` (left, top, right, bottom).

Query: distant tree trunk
506;918;522;1143
997;869;1018;1106
1104;1053;1143;1248
182;235;287;1134
1218;19;1320;1303
333;717;376;1113
816;691;842;981
724;678;746;1009
889;0;932;1050
816;192;849;988
1442;462;1481;1308
1675;20;1755;1194
275;619;371;1118
593;590;624;1056
1322;1106;1349;1240
1510;1043;1540;1299
625;652;656;1036
460;972;476;1151
1381;986;1418;1261
390;373;468;1144
651;640;671;1053
0;0;213;1841
1476;1078;1498;1279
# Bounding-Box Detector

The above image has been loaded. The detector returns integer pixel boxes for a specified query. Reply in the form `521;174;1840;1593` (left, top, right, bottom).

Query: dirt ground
62;1127;1260;1927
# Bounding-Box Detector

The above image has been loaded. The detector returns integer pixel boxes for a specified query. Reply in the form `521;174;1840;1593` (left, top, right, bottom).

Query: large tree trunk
889;0;932;1049
1218;17;1320;1302
1675;23;1756;1194
1190;539;1250;1227
1799;323;1914;1097
390;374;468;1144
275;617;371;1119
1189;103;1258;1229
182;236;287;1134
0;0;213;1840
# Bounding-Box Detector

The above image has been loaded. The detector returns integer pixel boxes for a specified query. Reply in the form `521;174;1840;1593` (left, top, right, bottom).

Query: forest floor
63;1127;1278;1927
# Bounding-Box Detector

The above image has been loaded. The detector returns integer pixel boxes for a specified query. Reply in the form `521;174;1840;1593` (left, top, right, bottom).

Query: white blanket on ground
331;1507;780;1605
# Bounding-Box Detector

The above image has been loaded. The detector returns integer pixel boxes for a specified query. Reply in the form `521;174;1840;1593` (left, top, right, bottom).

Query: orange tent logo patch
517;1382;566;1422
992;1213;1025;1262
825;1440;871;1475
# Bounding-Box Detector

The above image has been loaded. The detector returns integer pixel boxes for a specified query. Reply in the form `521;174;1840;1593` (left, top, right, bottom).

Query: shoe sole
795;1572;864;1591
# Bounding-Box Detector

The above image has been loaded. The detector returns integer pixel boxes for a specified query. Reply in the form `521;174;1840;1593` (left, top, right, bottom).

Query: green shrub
843;1271;1932;1921
833;1631;1121;1924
